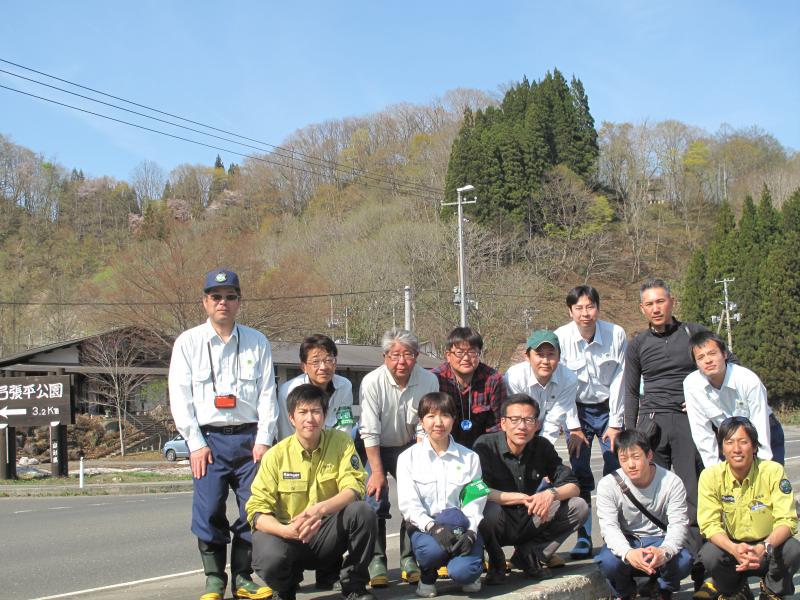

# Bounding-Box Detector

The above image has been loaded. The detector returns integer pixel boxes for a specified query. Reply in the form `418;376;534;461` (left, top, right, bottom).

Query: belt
576;400;609;409
201;423;257;435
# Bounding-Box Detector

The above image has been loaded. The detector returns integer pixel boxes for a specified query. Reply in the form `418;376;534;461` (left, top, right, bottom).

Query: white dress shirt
555;319;627;428
397;435;485;533
684;363;773;466
503;362;580;443
359;364;439;448
275;373;354;441
168;320;278;451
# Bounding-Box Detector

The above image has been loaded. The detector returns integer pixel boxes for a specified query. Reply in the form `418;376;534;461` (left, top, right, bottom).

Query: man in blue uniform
169;269;278;600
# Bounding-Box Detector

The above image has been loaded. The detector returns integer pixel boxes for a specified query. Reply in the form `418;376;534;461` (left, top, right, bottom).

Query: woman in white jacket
397;391;489;598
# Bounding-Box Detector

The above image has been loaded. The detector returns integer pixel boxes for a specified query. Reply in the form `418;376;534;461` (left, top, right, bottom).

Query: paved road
3;426;800;599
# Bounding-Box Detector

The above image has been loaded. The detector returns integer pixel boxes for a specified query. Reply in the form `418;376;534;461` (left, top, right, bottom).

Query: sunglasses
208;293;240;302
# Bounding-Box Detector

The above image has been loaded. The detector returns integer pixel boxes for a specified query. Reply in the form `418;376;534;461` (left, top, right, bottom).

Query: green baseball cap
525;329;560;352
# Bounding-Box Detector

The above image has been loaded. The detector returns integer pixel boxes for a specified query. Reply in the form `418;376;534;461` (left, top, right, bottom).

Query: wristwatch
763;541;773;558
548;487;559;499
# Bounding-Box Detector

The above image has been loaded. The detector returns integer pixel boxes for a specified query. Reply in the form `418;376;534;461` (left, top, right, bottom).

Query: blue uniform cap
203;269;241;293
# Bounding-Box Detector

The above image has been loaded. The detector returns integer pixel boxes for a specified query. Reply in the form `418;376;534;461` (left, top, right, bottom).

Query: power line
0;83;437;201
0;58;444;196
0;289;401;307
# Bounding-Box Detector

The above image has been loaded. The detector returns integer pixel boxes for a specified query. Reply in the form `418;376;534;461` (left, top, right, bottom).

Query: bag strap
612;471;668;531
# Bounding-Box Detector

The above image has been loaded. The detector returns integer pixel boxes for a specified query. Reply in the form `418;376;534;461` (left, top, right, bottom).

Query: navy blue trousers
191;427;258;546
569;403;619;504
595;535;693;596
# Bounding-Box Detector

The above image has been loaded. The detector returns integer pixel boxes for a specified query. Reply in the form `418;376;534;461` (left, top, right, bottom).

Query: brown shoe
545;553;566;568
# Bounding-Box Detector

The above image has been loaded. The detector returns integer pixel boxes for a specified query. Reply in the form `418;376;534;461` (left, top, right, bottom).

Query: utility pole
404;286;412;331
442;185;476;327
710;277;740;351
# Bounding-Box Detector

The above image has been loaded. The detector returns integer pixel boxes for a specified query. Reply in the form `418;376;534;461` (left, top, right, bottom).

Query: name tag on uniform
721;495;735;503
282;472;301;479
750;501;767;511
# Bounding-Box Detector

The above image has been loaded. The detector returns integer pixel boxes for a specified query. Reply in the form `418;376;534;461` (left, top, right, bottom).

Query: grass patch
774;406;800;426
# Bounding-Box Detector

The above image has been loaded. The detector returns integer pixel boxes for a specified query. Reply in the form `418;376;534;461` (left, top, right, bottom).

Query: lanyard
207;326;240;395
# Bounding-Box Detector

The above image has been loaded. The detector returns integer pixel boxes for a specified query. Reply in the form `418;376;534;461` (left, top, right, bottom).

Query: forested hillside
2;71;799;403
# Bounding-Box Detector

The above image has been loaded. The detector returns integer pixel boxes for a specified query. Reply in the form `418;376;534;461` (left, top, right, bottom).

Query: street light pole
442;185;476;327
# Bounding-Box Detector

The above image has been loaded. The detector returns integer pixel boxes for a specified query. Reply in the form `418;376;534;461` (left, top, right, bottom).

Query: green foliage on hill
444;69;599;229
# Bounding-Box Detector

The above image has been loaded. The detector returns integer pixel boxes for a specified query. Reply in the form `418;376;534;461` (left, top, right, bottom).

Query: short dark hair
717;416;761;454
640;278;671;299
286;383;328;417
566;285;601;309
500;393;540;420
446;327;484;351
614;429;652;457
689;330;727;361
418;392;457;420
299;334;338;363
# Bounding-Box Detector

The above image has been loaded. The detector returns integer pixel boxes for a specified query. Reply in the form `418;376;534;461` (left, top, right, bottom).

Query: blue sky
1;1;798;181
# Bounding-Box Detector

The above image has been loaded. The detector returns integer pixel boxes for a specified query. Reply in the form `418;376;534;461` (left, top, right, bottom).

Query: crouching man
697;417;799;600
595;429;693;600
474;393;588;584
246;384;377;600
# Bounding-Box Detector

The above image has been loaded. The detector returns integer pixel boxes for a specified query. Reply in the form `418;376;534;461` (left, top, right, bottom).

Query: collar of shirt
527;362;562;389
382;364;422;389
649;318;681;337
298;373;337;396
202;319;240;344
567;320;603;349
288;429;326;460
722;457;759;489
421;434;459;460
702;364;735;395
435;361;490;390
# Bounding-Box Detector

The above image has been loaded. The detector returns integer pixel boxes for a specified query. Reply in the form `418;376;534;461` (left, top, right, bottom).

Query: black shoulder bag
611;472;668;531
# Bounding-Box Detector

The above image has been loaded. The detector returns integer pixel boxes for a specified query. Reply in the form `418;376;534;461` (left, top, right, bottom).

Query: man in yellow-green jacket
246;383;377;600
697;416;799;600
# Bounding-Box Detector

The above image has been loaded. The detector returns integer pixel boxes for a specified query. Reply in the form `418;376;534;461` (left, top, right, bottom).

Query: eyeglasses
448;349;480;360
386;352;417;362
208;293;240;302
307;357;336;369
502;416;537;426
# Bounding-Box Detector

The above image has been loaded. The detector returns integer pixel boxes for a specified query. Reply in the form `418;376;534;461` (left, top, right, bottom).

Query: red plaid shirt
432;361;507;448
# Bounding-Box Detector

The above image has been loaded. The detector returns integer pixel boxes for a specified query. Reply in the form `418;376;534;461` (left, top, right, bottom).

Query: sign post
0;375;73;479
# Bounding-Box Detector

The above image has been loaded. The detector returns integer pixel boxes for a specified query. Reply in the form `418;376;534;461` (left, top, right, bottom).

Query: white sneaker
416;581;437;598
462;579;481;593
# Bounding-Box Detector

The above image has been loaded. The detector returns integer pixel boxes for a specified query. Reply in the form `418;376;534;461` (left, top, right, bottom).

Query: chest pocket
317;470;339;498
412;472;438;504
596;358;619;386
565;358;589;383
277;479;308;493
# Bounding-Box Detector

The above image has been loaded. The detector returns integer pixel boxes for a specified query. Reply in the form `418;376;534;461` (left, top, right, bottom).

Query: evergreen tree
705;200;737;282
444;69;598;228
754;230;800;407
734;188;781;367
681;250;711;324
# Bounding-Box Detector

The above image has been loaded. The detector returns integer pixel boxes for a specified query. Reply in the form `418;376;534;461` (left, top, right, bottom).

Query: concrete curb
0;480;193;497
43;560;613;600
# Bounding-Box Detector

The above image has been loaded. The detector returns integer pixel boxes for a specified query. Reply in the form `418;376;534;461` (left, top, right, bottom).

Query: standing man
247;384;377;600
358;329;439;587
504;329;586;448
624;280;708;529
276;334;354;442
697;417;799;599
432;326;507;448
684;330;785;467
474;394;588;585
555;285;627;559
595;429;694;600
169;269;278;600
